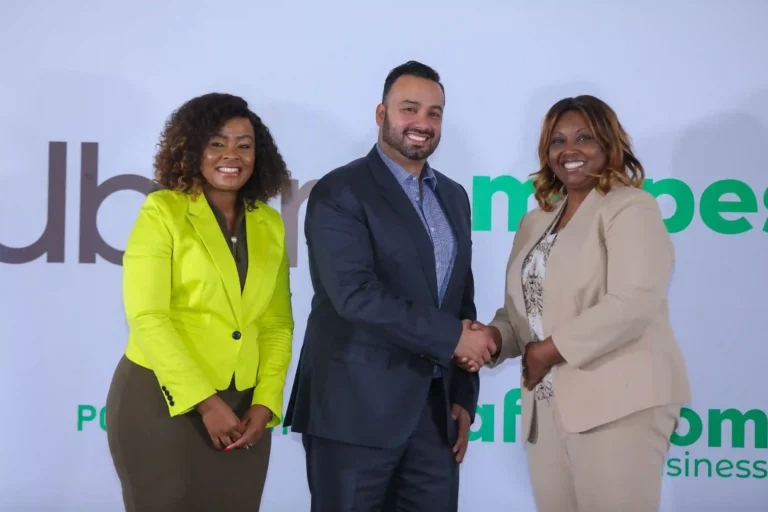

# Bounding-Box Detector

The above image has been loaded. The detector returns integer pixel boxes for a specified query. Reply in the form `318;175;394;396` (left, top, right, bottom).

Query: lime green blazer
122;189;293;428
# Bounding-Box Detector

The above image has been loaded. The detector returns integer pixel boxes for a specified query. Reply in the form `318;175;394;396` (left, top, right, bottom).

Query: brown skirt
105;355;271;512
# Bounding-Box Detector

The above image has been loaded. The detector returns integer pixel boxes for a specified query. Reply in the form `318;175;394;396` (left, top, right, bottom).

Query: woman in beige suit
467;95;691;511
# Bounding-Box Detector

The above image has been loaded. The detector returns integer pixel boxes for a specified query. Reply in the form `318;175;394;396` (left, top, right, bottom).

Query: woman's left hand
522;337;564;390
224;405;272;451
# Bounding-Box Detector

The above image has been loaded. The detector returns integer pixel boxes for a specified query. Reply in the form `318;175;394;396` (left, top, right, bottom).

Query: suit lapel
241;206;267;323
366;147;439;306
542;188;599;335
187;193;242;322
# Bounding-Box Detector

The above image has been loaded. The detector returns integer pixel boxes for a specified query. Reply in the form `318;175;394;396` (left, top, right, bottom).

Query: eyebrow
402;99;443;112
213;133;254;140
552;128;591;136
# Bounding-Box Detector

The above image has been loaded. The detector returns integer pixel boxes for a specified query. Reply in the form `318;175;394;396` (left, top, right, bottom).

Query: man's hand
522;336;564;390
451;404;471;463
224;405;273;452
454;320;496;372
454;321;500;372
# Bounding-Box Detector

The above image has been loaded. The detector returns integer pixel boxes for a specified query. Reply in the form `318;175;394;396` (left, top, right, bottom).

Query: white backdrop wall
1;1;767;510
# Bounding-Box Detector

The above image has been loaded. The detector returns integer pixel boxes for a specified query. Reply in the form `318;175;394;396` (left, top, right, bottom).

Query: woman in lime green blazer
106;93;294;511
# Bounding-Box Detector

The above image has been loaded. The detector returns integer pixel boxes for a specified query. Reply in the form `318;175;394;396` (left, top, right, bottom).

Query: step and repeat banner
1;2;767;511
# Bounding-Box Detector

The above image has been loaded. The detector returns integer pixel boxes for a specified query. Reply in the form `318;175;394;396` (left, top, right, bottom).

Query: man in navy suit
284;61;497;512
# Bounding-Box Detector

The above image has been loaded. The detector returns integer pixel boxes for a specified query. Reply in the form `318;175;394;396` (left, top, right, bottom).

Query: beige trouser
527;396;680;512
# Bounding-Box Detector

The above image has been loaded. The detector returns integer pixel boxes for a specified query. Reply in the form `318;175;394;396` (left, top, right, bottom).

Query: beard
382;111;440;161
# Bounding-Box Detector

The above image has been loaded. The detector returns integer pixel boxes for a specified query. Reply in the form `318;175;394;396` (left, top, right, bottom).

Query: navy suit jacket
284;146;480;449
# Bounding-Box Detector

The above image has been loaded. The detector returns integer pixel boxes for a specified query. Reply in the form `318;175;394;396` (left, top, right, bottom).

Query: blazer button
232;331;241;340
169;400;175;406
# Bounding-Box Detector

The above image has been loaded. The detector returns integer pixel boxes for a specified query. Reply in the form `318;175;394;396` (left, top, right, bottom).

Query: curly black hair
153;92;290;209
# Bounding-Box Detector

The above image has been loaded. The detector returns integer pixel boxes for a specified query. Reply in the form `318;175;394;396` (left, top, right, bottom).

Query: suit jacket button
232;331;241;340
169;400;175;406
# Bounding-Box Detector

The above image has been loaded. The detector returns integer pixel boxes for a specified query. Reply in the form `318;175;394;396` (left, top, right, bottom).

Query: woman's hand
196;395;244;450
522;337;564;390
224;405;273;451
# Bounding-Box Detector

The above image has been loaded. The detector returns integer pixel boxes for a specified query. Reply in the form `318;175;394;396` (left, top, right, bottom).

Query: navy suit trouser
302;378;459;512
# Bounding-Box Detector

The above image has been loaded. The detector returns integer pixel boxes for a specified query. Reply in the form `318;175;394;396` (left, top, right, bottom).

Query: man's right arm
305;179;464;368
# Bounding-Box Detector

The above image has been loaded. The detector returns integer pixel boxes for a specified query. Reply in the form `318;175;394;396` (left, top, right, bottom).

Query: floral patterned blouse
521;205;565;400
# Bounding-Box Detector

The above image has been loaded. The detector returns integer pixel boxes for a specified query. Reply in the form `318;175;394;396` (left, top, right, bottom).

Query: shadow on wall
663;89;768;351
664;90;768;239
671;91;767;196
657;89;768;512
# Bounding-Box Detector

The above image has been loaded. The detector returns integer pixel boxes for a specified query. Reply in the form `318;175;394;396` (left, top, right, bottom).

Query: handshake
453;320;501;372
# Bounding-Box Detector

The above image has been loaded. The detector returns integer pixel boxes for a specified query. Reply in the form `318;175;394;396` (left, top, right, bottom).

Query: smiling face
547;110;607;195
200;116;256;194
377;75;444;163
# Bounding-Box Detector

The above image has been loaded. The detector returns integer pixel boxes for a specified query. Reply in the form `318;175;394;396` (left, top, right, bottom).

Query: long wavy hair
530;95;644;211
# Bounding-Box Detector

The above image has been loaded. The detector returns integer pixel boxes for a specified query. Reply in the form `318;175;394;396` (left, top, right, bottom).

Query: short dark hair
382;60;445;102
153;92;290;209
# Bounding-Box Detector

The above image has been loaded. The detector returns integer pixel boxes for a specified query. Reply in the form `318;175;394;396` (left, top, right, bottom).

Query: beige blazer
489;185;691;442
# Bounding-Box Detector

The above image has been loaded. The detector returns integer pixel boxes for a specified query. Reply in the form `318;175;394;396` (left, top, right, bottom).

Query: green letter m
708;408;768;448
472;176;534;231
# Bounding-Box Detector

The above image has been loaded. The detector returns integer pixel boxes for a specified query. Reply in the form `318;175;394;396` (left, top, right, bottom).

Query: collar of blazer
364;145;469;308
186;192;268;326
516;186;603;335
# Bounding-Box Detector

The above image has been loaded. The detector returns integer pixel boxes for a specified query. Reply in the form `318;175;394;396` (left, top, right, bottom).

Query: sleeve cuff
486;319;519;368
164;385;216;418
435;318;463;368
549;331;579;368
251;382;284;428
